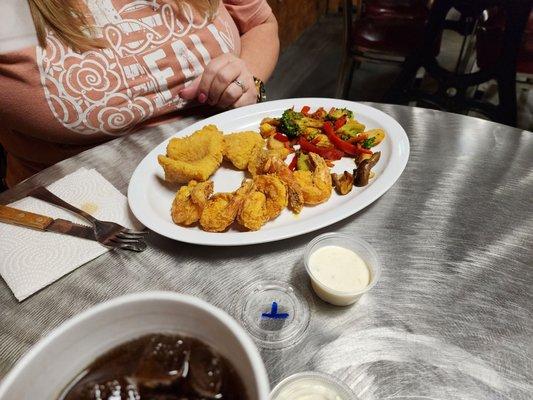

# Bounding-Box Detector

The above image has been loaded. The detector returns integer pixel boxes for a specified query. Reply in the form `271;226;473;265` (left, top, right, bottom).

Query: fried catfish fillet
223;131;265;170
158;125;224;183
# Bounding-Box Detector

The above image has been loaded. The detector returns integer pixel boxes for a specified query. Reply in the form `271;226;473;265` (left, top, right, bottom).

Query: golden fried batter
264;155;304;214
247;146;267;176
199;193;234;232
237;191;269;231
253;174;288;220
158;125;224;183
247;147;291;176
171;180;213;226
223;131;265;170
266;136;285;150
269;148;291;162
200;180;254;232
293;153;332;205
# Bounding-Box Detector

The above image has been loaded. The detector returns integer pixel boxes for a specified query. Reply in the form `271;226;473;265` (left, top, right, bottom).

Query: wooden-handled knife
0;205;97;241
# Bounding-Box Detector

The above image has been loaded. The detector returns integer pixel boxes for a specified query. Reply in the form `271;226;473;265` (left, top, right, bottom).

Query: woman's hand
179;53;257;109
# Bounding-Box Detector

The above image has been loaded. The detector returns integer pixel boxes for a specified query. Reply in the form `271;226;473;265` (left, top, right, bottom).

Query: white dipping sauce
274;377;344;400
308;245;370;306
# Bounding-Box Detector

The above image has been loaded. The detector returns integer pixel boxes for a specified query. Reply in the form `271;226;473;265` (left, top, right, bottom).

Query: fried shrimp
247;146;291;176
269;147;291;162
199;193;234;232
237;191;269;231
252;174;288;220
293;152;332;205
171;180;214;226
247;146;267;176
200;180;253;232
264;155;304;214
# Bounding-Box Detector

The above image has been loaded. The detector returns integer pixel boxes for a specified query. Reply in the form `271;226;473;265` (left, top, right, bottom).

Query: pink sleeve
223;0;273;34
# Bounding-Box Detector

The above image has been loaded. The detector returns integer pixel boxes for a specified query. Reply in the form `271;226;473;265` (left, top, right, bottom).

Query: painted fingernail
198;93;207;103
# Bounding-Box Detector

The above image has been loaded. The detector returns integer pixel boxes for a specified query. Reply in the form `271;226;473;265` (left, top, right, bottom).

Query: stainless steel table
0;104;532;399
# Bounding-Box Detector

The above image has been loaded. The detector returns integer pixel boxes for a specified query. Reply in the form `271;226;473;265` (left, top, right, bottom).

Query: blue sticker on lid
261;302;289;319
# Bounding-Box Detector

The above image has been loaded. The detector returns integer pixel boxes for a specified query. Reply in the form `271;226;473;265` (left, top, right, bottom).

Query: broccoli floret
337;120;366;137
279;109;304;138
362;137;376;149
327;107;354;121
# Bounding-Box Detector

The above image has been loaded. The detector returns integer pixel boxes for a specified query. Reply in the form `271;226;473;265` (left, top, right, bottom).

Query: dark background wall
267;0;329;48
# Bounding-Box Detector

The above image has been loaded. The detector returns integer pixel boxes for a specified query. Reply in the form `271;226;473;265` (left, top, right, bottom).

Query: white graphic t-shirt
0;0;272;186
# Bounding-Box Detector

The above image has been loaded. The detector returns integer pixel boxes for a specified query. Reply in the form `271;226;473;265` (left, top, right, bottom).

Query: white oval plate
128;98;410;246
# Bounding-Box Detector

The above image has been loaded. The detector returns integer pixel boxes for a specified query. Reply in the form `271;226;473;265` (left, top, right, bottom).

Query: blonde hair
28;0;219;51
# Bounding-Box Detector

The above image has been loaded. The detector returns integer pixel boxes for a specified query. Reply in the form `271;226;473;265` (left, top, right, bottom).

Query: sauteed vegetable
260;106;384;164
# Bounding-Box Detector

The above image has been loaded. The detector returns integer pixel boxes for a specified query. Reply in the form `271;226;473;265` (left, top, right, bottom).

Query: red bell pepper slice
334;116;347;130
324;121;356;155
309;107;327;120
310;136;321;145
298;137;343;160
322;148;345;160
274;132;289;142
288;154;298;171
356;143;373;155
301;106;311;115
324;121;371;156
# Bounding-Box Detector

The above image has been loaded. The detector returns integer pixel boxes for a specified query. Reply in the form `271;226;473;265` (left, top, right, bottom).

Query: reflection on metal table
0;103;531;399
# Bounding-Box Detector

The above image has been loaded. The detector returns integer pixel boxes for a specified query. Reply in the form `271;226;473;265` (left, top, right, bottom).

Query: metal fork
29;186;147;252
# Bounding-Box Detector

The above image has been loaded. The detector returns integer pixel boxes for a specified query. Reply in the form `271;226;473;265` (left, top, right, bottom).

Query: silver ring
233;79;246;93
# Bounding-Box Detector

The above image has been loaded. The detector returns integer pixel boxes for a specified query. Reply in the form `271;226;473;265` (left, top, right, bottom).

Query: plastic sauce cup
304;232;381;306
270;371;356;400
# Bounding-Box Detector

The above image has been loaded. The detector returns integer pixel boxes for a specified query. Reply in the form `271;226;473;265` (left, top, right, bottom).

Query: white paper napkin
0;168;142;301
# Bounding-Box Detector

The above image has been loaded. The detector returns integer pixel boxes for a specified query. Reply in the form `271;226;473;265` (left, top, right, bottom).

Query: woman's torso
0;0;266;186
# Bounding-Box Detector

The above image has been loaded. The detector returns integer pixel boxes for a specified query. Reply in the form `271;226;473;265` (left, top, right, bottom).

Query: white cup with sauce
304;232;381;306
271;371;357;400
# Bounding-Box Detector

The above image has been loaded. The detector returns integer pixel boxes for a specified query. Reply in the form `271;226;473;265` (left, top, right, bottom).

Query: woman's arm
179;13;279;108
239;13;279;82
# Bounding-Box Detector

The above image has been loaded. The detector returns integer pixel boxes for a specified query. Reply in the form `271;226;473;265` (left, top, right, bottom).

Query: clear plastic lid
233;280;310;349
270;371;357;399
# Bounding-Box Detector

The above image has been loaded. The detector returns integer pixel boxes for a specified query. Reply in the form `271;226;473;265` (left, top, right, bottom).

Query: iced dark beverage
58;333;248;400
